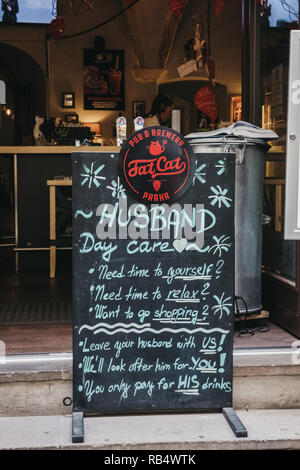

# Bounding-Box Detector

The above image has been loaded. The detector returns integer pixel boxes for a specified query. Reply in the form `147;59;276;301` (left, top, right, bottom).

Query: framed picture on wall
132;101;145;118
83;49;125;110
230;95;242;122
62;92;75;109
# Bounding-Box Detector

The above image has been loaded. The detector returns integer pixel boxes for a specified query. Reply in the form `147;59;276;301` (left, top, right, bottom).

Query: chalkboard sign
72;150;235;417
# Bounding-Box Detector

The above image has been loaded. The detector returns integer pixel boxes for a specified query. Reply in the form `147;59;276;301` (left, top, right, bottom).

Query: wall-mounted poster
83;49;125;111
230;95;242;122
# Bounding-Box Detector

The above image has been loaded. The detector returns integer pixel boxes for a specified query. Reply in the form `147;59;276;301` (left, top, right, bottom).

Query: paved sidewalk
0;409;300;450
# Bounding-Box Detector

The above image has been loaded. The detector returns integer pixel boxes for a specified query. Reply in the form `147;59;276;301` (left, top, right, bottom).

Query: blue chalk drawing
80;162;106;188
74;209;93;219
193;163;207;185
208;235;231;257
107;177;127;199
209;186;232;208
215;160;226;175
212;293;232;319
79;322;230;336
186;243;210;253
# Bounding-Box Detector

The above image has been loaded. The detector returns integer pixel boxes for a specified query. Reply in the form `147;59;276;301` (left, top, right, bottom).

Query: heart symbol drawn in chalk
173;238;187;253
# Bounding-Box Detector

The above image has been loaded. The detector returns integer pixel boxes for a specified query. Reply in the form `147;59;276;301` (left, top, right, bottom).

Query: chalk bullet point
78;385;83;392
79;363;82;369
89;307;93;312
90;285;94;291
79;341;83;347
89;268;95;274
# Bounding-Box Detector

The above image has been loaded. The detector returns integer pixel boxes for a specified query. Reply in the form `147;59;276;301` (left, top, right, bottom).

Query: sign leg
72;411;84;443
222;407;248;438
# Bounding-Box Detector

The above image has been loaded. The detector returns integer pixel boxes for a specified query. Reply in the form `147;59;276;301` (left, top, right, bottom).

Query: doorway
0;44;55;346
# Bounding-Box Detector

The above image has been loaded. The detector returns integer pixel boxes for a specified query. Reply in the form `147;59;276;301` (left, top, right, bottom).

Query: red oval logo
120;126;194;203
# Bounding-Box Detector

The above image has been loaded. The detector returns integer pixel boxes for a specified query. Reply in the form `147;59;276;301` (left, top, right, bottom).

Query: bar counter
0;146;119;154
0;146;120;272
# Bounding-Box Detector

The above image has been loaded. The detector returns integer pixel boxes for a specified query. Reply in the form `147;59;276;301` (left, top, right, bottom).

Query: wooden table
47;177;72;278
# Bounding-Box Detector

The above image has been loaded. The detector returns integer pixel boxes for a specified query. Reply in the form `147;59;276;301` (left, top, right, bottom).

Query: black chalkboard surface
72;151;236;420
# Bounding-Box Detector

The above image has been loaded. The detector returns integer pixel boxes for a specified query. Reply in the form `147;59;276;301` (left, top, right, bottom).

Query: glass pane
259;0;298;281
1;0;54;25
269;0;299;27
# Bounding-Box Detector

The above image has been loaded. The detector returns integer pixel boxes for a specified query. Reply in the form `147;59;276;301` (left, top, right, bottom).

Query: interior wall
0;0;242;141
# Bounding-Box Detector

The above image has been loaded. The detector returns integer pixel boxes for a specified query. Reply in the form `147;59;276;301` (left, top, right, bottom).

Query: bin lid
185;120;279;143
185;134;272;164
185;135;270;150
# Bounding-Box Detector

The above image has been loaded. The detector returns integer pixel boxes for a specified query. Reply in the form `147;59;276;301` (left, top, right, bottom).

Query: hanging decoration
192;0;218;125
213;0;226;17
168;0;185;17
49;16;67;39
177;2;217;82
193;23;208;68
194;85;218;123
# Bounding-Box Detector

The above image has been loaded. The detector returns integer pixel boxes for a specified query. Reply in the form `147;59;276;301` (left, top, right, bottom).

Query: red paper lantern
213;0;226;17
49;16;66;39
169;0;185;17
194;86;218;123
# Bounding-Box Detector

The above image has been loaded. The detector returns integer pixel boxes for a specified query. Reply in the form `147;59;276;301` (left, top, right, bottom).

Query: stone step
0;410;300;450
1;348;300;417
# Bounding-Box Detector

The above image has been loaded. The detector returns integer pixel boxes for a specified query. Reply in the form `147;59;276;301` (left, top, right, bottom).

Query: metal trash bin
186;135;270;314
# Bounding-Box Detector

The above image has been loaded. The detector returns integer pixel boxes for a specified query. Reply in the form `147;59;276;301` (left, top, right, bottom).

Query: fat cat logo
120;126;194;202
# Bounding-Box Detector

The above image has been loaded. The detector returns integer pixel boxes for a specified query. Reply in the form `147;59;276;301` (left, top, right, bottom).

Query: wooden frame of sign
71;144;247;442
